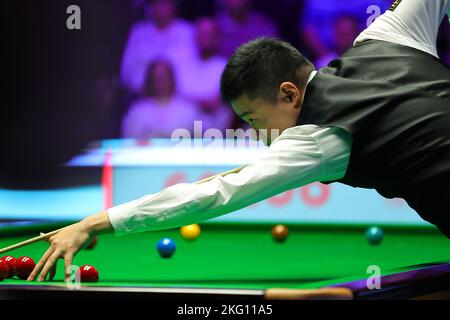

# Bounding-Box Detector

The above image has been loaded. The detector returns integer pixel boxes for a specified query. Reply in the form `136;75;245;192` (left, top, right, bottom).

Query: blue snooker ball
366;226;383;245
157;238;176;258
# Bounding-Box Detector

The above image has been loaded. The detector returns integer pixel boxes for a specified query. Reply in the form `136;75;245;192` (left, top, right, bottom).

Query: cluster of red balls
0;255;99;283
0;256;36;281
0;237;100;283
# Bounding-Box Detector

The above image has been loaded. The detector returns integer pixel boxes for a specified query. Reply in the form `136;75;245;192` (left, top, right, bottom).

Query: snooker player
28;0;449;282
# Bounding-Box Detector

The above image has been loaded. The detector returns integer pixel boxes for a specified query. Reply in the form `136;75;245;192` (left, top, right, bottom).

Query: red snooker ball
79;265;99;282
85;237;97;250
0;259;8;281
1;256;17;278
14;256;36;280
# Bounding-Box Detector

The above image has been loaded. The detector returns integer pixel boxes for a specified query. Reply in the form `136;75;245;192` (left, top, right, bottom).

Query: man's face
231;83;302;145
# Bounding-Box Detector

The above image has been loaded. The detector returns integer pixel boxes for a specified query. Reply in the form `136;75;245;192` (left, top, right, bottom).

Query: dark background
0;0;303;189
2;1;134;188
1;0;449;189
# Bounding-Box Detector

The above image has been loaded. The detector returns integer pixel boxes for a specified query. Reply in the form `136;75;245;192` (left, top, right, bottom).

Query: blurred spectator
178;17;233;133
120;0;196;94
315;15;361;68
215;0;278;57
300;0;391;67
121;60;199;139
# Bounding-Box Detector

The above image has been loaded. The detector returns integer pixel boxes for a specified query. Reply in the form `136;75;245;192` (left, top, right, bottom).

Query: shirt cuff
107;199;143;236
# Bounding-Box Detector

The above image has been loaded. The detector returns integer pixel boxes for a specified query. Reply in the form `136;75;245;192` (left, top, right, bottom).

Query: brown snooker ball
272;224;289;242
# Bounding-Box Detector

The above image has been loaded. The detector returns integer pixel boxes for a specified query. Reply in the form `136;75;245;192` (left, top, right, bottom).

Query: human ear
282;89;294;101
280;82;299;103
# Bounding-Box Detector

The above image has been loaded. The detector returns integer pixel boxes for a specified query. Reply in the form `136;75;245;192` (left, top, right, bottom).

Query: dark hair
220;37;314;104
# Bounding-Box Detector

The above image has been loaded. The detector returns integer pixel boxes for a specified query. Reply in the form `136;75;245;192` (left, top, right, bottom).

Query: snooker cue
264;287;354;300
0;165;246;255
0;227;69;255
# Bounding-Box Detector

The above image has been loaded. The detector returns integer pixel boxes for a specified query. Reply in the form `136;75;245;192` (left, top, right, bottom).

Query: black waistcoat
297;40;450;237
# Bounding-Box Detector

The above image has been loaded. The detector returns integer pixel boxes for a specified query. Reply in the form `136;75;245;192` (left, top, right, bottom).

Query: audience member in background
120;0;196;94
215;0;278;57
315;15;361;68
179;17;233;133
299;0;391;66
121;60;199;139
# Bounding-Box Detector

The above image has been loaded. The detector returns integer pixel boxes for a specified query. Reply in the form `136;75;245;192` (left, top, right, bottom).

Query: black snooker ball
366;226;384;245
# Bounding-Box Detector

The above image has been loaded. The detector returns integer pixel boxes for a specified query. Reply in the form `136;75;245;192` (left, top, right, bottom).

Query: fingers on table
28;250;74;282
27;233;76;282
38;250;62;282
27;246;55;281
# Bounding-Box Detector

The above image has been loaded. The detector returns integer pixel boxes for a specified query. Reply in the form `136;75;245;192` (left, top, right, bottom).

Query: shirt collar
306;70;317;85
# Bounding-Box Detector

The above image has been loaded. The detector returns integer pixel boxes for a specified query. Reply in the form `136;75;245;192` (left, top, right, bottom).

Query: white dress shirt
108;68;352;235
354;0;450;58
108;122;352;235
108;0;449;235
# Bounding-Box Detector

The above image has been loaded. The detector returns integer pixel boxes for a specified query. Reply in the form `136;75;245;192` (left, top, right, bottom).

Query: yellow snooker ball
180;224;201;241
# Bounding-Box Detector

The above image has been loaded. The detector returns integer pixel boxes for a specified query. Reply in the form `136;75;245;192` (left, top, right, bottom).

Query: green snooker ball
366;226;384;245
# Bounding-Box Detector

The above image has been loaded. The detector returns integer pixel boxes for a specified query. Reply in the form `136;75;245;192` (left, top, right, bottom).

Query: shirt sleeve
107;125;352;236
